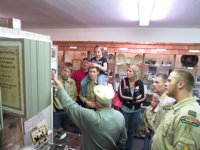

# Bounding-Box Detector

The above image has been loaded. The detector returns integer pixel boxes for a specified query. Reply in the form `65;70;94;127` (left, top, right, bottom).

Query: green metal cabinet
0;38;51;119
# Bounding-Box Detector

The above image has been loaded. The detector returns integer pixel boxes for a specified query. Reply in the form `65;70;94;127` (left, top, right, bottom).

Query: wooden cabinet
53;41;200;101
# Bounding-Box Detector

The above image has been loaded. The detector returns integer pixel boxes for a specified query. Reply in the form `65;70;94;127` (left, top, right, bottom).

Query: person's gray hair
155;73;168;83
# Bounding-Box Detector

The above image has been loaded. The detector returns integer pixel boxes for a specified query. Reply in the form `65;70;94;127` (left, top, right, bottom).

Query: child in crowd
81;44;107;96
142;93;160;150
53;62;78;132
104;72;113;89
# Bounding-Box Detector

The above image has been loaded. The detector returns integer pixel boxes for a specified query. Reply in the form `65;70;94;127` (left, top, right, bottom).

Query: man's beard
166;84;178;98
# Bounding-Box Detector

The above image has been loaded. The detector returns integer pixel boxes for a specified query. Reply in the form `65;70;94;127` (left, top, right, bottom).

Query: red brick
165;45;174;49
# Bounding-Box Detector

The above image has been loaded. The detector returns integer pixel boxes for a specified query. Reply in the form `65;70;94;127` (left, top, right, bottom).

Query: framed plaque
72;59;82;71
30;125;48;146
0;41;25;116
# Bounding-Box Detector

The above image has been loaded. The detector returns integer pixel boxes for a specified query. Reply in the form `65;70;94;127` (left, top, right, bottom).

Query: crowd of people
52;44;200;150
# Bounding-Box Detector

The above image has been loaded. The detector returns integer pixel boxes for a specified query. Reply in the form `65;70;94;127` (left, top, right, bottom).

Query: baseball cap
94;85;115;105
83;57;90;62
105;72;109;76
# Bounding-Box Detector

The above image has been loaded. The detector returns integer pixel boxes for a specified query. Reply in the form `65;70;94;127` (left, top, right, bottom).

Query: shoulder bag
112;78;126;108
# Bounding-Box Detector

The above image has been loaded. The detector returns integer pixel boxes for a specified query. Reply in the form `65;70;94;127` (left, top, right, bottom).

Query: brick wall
53;41;200;55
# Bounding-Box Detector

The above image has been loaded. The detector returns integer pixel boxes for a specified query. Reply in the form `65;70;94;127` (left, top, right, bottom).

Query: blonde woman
118;65;146;150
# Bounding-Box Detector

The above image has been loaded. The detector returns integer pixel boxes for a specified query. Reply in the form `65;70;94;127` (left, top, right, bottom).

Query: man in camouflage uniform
151;70;200;150
79;67;99;110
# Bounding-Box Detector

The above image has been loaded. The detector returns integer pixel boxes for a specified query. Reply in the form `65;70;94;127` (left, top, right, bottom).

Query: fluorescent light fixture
121;0;139;20
151;0;173;20
156;49;166;51
69;46;77;49
139;0;155;26
119;48;128;51
104;47;107;50
189;50;200;53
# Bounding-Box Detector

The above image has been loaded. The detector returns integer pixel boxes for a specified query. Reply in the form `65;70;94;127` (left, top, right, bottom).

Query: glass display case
110;52;200;138
175;55;200;105
21;129;81;150
114;53;143;91
106;52;115;89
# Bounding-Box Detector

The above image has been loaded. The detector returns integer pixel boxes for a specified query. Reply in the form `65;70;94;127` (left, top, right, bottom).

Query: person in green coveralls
51;71;127;150
151;70;200;150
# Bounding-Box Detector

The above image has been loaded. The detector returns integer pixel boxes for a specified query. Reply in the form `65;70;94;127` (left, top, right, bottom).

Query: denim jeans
81;74;105;97
142;130;154;150
53;110;71;131
120;109;141;150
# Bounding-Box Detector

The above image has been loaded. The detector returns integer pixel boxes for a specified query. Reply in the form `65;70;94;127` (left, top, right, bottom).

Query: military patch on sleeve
180;116;200;127
188;110;196;117
181;145;191;150
183;125;193;134
163;105;171;110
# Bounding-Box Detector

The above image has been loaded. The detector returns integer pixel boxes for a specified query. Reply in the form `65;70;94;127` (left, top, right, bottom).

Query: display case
105;52;115;88
114;53;143;91
21;129;81;150
53;41;200;141
174;55;200;105
111;53;200;138
142;54;175;101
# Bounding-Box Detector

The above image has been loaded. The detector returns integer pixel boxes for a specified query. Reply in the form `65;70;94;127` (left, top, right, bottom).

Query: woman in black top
118;65;146;150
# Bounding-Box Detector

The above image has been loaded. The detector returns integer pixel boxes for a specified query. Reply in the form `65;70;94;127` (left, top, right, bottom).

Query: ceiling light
156;49;166;51
151;0;173;20
69;46;77;49
119;48;128;50
121;0;139;20
139;0;155;26
189;50;200;53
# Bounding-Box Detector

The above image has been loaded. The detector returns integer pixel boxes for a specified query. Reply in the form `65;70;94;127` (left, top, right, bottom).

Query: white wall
26;28;200;43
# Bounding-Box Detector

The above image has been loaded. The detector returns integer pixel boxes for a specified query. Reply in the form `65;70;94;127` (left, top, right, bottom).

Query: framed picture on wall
81;52;86;56
30;125;48;146
195;75;200;85
51;45;58;62
72;59;82;71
